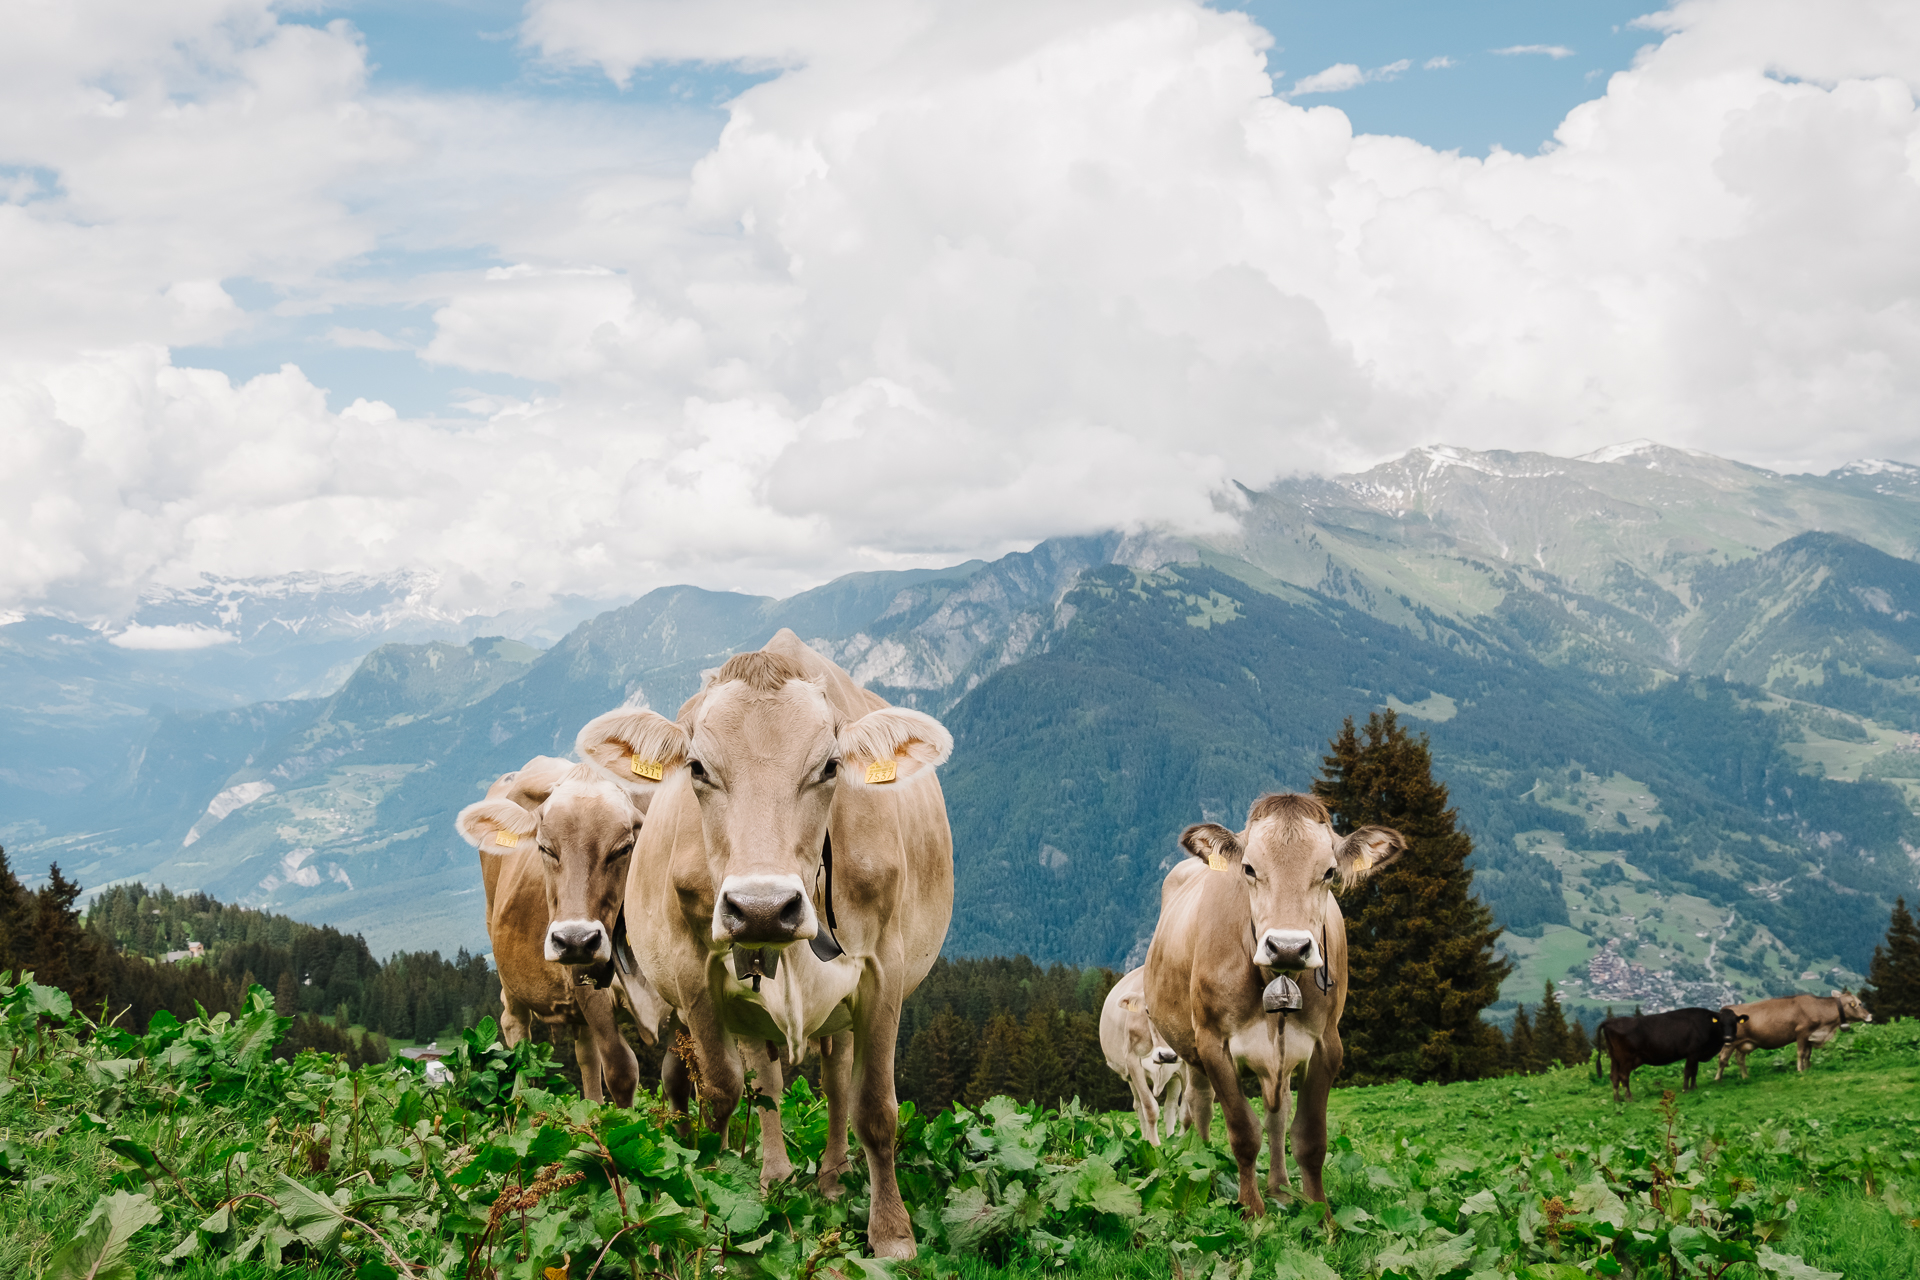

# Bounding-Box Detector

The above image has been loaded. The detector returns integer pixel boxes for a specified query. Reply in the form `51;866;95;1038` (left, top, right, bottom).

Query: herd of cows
453;631;1874;1256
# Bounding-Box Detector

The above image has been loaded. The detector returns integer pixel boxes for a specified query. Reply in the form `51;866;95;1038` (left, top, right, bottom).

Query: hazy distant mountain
6;442;1918;1017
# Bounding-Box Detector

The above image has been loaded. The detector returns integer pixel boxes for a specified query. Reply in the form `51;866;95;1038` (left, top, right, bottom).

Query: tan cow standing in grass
1146;794;1403;1217
1714;990;1872;1080
1099;966;1185;1145
577;630;954;1260
456;756;671;1108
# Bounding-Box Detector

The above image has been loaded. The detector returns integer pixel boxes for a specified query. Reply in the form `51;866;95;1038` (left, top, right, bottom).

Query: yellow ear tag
864;759;898;784
495;830;519;848
1207;854;1228;872
630;756;664;782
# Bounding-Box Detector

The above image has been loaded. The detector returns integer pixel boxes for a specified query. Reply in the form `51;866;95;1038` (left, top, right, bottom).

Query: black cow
1593;1007;1734;1102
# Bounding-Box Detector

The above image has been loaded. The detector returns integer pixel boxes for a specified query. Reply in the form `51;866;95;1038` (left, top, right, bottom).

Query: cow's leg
1186;1064;1215;1143
739;1039;793;1186
661;1022;693;1138
569;1019;606;1104
851;991;915;1258
1262;1063;1291;1195
1714;1044;1731;1083
1289;1030;1339;1203
1737;1047;1750;1080
1683;1057;1698;1092
817;1031;854;1199
1196;1031;1263;1217
683;1001;745;1136
1126;1059;1162;1146
499;990;532;1047
1797;1036;1811;1072
583;993;639;1109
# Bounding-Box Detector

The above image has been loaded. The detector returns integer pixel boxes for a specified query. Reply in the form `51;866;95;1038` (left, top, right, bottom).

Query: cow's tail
1591;1024;1611;1080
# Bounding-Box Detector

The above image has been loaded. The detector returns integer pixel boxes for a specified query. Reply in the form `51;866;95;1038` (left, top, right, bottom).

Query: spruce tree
966;1015;1024;1106
902;1010;976;1114
0;846;33;974
1534;981;1574;1068
275;969;302;1019
1314;710;1513;1083
1863;897;1920;1021
1507;1006;1537;1075
1016;1005;1069;1108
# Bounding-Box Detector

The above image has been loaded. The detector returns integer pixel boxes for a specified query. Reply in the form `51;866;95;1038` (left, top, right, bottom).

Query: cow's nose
545;920;608;964
1254;929;1318;970
719;886;809;943
1152;1048;1180;1065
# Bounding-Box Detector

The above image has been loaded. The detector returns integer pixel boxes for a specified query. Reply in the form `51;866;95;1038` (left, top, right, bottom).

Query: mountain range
5;440;1918;1018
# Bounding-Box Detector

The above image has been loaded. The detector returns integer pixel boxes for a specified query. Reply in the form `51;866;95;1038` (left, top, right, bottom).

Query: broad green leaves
46;1191;161;1280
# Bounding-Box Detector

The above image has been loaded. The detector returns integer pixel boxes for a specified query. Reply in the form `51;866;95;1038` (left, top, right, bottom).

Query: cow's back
1728;995;1831;1049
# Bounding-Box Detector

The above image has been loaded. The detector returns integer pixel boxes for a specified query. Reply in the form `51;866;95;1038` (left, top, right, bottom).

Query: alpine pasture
4;974;1915;1279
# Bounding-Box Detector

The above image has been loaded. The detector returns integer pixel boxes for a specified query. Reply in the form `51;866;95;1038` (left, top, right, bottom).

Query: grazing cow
1100;966;1185;1145
1145;795;1403;1217
456;756;670;1108
1714;991;1872;1080
1593;1007;1731;1102
577;630;954;1260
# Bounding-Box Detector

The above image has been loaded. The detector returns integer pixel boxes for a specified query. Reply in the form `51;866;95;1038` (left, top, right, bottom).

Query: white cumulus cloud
2;0;1920;621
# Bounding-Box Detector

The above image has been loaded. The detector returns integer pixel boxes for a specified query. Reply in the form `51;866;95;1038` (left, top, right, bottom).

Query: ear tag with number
1208;854;1228;872
864;759;898;784
630;756;664;782
494;830;519;848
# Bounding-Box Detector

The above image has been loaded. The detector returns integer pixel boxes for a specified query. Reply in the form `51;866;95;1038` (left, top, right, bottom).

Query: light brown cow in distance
1714;990;1872;1080
1100;966;1185;1145
577;629;954;1260
456;756;667;1108
1147;794;1403;1217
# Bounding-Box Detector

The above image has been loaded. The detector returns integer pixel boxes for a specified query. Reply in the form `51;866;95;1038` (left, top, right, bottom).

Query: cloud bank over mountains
4;0;1919;619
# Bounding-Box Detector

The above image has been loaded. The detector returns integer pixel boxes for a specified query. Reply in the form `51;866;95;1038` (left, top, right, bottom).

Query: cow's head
457;763;642;968
578;650;951;954
1716;1006;1748;1043
1183;793;1403;973
1118;991;1181;1067
1835;989;1872;1023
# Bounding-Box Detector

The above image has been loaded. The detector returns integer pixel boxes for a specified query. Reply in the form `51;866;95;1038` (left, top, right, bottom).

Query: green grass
4;972;1917;1279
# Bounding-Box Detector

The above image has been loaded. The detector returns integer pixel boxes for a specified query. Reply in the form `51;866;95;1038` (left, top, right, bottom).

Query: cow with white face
456;756;670;1109
1146;794;1403;1217
577;629;954;1261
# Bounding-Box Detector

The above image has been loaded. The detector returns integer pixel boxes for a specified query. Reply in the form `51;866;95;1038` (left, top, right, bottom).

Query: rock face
5;442;1919;988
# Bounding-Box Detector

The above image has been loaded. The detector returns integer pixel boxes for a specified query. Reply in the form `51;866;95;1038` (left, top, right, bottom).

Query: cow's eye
821;759;839;781
688;759;709;782
1241;862;1255;879
540;844;558;860
1323;866;1337;882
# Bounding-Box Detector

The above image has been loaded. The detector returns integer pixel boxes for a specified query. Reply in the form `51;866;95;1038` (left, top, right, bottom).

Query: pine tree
1016;1004;1070;1108
1508;1006;1537;1075
1534;981;1574;1068
901;1010;977;1115
30;864;107;1010
0;846;33;974
1568;1014;1593;1064
1314;710;1513;1083
1863;897;1920;1021
275;969;302;1019
965;1014;1024;1106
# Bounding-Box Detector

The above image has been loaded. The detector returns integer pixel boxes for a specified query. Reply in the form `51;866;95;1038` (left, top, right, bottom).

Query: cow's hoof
817;1166;847;1200
869;1235;917;1260
1239;1198;1267;1220
759;1160;794;1190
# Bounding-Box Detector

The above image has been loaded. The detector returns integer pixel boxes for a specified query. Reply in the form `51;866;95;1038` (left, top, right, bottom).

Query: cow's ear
503;755;573;810
1336;826;1405;886
1179;823;1241;865
457;798;538;854
836;707;952;788
577;708;689;801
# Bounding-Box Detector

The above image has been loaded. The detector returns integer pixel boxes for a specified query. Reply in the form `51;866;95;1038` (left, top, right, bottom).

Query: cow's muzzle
714;873;817;945
1254;929;1322;971
1150;1047;1180;1066
546;918;611;966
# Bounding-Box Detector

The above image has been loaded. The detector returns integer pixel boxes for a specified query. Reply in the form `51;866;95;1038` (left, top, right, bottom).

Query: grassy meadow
2;971;1915;1279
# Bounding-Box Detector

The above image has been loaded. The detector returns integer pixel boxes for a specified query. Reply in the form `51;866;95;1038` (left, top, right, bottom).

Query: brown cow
456;756;668;1108
1099;966;1185;1146
1714;990;1872;1080
1146;795;1402;1217
577;630;954;1259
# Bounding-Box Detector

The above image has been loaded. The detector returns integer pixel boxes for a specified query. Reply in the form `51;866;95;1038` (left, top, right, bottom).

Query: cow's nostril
777;893;805;929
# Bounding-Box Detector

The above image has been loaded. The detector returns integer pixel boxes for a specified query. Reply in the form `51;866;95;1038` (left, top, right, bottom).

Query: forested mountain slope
5;443;1918;1018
